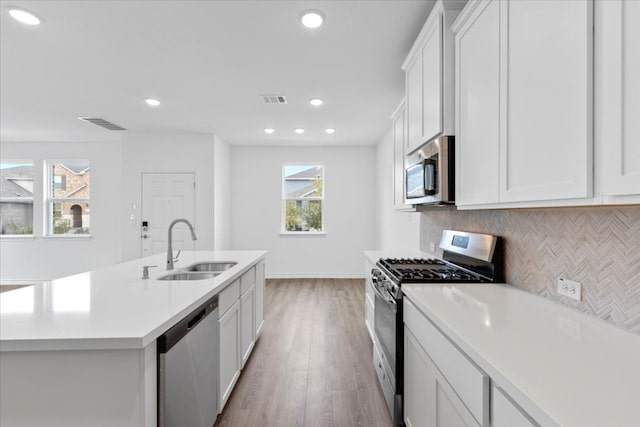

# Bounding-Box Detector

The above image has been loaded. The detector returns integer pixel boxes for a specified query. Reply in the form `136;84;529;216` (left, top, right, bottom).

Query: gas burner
378;257;486;284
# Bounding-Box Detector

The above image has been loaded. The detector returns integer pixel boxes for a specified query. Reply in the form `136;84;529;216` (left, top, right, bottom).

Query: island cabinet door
255;260;265;337
218;299;240;412
240;283;256;368
404;327;480;427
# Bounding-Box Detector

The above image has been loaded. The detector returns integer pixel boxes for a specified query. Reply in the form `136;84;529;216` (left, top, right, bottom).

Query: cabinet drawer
219;279;240;317
240;267;256;294
404;297;489;426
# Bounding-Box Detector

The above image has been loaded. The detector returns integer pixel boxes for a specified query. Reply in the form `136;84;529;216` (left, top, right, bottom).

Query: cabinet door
404;327;480;427
255;261;265;337
406;54;424;153
218;301;240;412
455;0;501;206
422;16;444;144
500;0;593;202
392;100;416;210
492;386;539;427
601;0;640;198
240;284;256;368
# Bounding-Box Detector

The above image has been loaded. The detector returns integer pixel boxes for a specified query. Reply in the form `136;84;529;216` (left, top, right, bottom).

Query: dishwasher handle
158;295;219;353
187;308;205;330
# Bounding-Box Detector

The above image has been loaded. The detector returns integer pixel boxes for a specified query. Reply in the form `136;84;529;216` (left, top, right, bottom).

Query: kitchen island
0;250;266;427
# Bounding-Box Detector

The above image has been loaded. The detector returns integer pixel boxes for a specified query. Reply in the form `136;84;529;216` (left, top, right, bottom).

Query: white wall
0;140;123;281
120;133;217;261
375;128;420;250
230;146;376;278
213;135;231;250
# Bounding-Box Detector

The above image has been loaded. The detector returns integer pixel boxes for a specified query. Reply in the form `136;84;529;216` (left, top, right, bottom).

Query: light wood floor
214;278;394;427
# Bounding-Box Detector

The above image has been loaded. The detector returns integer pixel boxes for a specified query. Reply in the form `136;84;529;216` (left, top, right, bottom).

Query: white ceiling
0;0;435;146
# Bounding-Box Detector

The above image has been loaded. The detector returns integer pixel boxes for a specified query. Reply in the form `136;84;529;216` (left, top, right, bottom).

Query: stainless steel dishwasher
157;295;219;427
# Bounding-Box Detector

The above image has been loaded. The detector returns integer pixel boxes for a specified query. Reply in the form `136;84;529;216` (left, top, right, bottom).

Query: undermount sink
157;271;220;281
184;261;237;272
156;261;237;281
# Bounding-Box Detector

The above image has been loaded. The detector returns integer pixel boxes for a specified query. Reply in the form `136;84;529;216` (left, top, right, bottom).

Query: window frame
281;163;325;234
45;159;91;237
0;159;35;237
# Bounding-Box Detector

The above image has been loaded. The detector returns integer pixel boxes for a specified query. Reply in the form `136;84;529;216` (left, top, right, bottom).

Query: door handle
142;234;149;239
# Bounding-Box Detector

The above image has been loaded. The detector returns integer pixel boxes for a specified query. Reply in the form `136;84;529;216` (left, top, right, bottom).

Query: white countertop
403;283;640;427
0;250;266;352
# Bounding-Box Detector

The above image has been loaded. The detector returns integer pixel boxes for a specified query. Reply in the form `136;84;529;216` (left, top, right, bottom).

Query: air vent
260;95;287;104
78;117;126;131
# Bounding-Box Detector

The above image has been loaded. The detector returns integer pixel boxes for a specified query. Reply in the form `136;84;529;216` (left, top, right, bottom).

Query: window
47;160;91;235
0;160;34;235
283;164;324;232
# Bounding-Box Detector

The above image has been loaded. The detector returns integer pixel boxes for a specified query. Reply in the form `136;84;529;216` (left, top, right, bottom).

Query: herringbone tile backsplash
420;206;640;334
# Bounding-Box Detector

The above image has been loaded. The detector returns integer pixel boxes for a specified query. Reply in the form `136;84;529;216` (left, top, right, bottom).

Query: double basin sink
158;261;237;281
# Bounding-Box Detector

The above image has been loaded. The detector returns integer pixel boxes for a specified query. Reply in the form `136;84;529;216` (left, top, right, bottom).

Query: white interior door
141;173;196;258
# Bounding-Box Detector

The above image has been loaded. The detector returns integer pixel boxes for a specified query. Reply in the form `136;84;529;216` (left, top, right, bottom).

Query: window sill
0;235;36;240
41;235;93;240
280;231;326;236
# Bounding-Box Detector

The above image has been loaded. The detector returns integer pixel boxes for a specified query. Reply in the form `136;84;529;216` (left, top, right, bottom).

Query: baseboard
266;273;365;279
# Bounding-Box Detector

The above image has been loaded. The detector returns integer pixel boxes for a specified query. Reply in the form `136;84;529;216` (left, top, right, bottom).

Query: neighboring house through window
0;160;34;235
283;164;324;233
47;160;91;235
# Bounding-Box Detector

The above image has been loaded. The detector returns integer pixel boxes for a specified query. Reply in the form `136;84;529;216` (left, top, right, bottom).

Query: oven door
373;282;398;381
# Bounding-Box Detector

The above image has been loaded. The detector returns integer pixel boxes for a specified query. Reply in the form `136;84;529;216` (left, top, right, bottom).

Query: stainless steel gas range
369;230;504;425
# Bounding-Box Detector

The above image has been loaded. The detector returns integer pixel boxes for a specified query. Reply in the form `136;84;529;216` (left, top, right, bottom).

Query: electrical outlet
429;242;436;253
557;277;582;301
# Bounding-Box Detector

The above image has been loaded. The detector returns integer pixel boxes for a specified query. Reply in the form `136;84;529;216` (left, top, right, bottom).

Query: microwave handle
424;159;437;195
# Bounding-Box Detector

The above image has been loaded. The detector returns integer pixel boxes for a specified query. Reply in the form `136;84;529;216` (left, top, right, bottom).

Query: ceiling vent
78;117;126;131
261;95;287;104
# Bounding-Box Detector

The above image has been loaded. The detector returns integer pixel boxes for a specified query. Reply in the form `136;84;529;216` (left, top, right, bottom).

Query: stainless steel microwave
405;136;455;206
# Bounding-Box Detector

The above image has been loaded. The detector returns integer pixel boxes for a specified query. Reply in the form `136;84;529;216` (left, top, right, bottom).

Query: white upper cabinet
500;0;593;203
403;0;464;154
454;0;501;206
453;0;594;208
392;99;416;211
600;0;640;201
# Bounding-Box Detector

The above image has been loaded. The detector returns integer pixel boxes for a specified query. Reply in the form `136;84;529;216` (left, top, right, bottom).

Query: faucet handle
142;265;158;279
173;250;182;262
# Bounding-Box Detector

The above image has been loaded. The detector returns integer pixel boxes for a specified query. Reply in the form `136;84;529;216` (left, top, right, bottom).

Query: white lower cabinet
217;264;262;413
404;298;490;427
405;327;480;427
255;260;265;337
240;283;256;368
492;385;538;427
218;298;240;411
364;258;375;341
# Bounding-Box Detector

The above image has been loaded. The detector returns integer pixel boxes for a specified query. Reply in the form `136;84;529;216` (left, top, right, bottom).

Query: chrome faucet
166;218;198;270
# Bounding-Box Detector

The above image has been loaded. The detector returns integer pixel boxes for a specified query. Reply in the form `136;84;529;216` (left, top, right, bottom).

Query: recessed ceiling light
325;128;336;134
309;98;324;107
264;128;275;134
145;98;161;107
6;6;41;25
294;128;305;134
300;10;324;29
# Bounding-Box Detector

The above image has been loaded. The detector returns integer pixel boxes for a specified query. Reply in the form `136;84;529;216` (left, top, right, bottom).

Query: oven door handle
372;281;396;306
